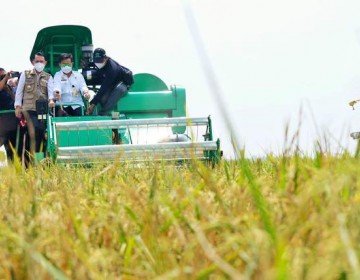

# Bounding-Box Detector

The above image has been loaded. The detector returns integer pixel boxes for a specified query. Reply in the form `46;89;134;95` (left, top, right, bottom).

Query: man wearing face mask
53;53;90;116
14;51;54;158
87;48;134;116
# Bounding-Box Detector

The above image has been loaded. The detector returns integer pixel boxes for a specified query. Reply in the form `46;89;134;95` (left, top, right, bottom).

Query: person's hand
5;72;12;80
1;72;11;82
48;99;55;108
54;91;61;101
83;90;90;100
15;106;22;119
87;104;95;115
7;77;18;87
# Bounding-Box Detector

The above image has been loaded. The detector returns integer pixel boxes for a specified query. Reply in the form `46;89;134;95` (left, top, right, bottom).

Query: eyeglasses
61;63;72;67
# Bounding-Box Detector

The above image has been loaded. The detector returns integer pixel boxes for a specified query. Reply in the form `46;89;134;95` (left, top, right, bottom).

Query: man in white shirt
53;53;90;116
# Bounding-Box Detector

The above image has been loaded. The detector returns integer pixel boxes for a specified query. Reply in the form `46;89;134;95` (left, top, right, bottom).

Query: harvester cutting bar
54;117;209;131
56;141;218;162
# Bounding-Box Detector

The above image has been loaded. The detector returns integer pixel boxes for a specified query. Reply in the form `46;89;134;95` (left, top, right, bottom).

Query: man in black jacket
88;48;133;116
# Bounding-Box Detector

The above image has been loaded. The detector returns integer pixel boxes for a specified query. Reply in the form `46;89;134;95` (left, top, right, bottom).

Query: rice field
0;150;359;279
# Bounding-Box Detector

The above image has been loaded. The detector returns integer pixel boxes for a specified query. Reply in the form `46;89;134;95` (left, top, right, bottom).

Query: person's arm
47;76;55;108
53;72;61;93
0;72;11;91
47;76;54;101
52;72;63;101
78;73;88;93
14;72;25;118
77;73;90;100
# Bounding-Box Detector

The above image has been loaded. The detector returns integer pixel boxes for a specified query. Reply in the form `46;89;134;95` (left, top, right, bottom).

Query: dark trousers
56;106;83;117
0;113;21;161
22;111;46;158
99;82;128;116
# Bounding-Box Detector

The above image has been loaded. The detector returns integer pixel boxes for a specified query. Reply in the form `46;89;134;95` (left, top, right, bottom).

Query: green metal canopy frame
30;25;93;75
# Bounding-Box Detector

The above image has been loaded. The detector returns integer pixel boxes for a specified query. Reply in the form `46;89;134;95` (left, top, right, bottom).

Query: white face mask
95;62;105;69
34;62;45;72
61;65;72;74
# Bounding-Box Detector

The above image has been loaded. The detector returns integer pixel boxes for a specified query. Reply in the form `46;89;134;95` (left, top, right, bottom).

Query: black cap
93;48;106;63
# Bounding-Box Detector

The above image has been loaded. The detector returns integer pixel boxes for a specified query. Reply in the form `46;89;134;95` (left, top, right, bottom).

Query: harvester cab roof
30;25;92;75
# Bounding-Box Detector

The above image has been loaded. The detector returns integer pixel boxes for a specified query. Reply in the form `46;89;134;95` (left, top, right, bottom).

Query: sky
2;0;360;158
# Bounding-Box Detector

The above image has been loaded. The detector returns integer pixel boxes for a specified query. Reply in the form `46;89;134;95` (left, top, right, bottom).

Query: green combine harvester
1;25;222;165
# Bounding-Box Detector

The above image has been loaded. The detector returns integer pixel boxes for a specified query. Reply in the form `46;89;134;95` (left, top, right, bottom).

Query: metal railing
50;116;220;164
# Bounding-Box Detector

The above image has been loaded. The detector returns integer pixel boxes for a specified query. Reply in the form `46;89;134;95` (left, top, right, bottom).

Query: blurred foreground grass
0;153;360;279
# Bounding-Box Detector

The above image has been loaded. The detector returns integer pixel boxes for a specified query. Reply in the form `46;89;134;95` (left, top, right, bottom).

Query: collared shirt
14;70;54;108
53;70;88;109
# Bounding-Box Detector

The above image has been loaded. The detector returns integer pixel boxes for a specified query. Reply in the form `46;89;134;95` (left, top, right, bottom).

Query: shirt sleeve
53;72;61;94
14;72;26;108
47;76;54;100
77;73;88;94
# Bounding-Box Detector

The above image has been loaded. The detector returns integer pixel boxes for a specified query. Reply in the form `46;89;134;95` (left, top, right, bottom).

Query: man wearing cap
88;48;133;116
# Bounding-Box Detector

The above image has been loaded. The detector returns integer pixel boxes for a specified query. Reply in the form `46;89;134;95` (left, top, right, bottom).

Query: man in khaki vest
14;52;54;161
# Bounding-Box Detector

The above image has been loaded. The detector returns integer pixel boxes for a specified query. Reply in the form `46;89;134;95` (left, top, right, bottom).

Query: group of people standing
0;48;133;165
